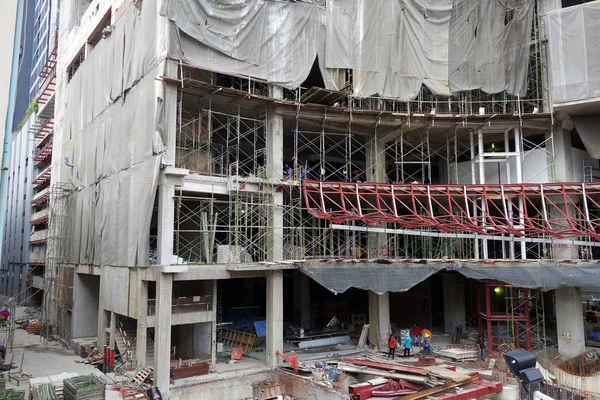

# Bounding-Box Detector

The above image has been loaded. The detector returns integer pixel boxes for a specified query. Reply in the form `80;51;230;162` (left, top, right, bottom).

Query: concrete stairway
114;319;155;370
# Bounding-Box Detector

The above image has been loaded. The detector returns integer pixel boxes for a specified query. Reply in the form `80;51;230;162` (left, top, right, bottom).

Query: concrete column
211;279;217;364
136;279;148;366
368;291;390;349
293;270;311;328
266;270;284;367
109;312;116;350
547;128;579;260
157;183;176;264
154;272;173;395
555;287;585;357
267;85;284;262
366;132;388;258
97;309;107;348
442;274;466;335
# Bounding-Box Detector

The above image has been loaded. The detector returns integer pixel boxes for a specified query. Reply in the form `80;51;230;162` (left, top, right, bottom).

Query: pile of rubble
281;355;504;400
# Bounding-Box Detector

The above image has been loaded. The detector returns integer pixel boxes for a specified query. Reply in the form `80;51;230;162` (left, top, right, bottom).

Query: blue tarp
254;320;267;337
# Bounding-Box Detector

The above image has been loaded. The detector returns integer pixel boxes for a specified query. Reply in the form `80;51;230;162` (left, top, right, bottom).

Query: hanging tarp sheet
164;0;534;99
547;2;600;104
448;0;534;96
326;0;452;99
299;262;600;294
165;0;322;88
571;114;600;160
62;1;163;267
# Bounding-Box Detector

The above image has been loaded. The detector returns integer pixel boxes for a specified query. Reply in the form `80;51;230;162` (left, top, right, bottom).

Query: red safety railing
302;180;600;241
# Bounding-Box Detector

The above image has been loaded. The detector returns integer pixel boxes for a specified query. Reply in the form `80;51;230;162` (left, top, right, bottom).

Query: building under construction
40;0;600;397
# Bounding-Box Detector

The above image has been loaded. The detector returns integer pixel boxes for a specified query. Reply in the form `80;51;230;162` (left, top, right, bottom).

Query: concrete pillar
442;274;466;335
157;183;176;264
555;287;585;357
97;309;107;348
368;291;390;349
154;178;176;395
366;132;388;258
267;85;284;262
154;272;173;395
266;270;284;367
547;128;579;260
136;279;148;366
109;312;116;349
548;128;574;183
211;279;217;364
293;270;311;328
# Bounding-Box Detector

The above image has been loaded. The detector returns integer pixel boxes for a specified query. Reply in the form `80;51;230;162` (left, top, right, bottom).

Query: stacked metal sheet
63;376;105;400
31;384;58;400
0;389;24;400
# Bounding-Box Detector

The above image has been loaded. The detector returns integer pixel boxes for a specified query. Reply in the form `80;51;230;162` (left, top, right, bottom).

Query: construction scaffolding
41;184;73;342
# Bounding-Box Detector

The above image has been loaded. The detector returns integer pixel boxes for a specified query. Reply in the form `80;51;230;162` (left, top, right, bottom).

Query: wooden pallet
222;329;256;352
132;366;154;386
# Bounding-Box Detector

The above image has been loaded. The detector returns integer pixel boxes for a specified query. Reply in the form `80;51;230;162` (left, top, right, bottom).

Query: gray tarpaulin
166;0;322;88
448;0;533;96
63;1;163;267
299;262;600;294
571;114;600;160
164;0;535;99
547;2;600;104
326;0;452;99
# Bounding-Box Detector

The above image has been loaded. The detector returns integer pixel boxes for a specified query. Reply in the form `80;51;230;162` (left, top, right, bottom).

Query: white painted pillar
555;287;585;357
266;270;284;367
267;85;284;262
368;291;391;349
443;274;466;335
157;183;176;264
154;272;173;394
136;279;148;367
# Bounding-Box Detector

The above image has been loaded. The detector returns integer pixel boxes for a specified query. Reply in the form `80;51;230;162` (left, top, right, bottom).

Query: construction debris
63;375;106;400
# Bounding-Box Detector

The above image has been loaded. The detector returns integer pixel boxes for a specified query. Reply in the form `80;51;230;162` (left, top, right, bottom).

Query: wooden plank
358;324;369;347
401;376;478;400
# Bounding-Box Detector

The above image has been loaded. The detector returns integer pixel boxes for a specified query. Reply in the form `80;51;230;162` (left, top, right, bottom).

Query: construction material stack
0;389;24;400
31;384;58;400
63;376;105;400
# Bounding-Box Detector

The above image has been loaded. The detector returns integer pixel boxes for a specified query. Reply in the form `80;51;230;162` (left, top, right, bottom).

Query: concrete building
0;0;37;303
43;0;600;397
29;0;59;100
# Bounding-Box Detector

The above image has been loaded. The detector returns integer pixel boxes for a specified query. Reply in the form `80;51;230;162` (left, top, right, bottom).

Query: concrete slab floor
0;307;112;398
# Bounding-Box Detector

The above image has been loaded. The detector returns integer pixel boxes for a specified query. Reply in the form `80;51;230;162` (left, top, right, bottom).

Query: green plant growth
16;100;38;131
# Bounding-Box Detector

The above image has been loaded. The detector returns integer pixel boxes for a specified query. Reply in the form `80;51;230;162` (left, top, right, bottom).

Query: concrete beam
555;287;585;357
266;270;284;367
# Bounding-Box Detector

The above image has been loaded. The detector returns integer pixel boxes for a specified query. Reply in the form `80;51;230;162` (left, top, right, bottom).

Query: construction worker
422;333;432;356
477;335;487;361
403;334;412;357
388;333;398;360
413;323;421;346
